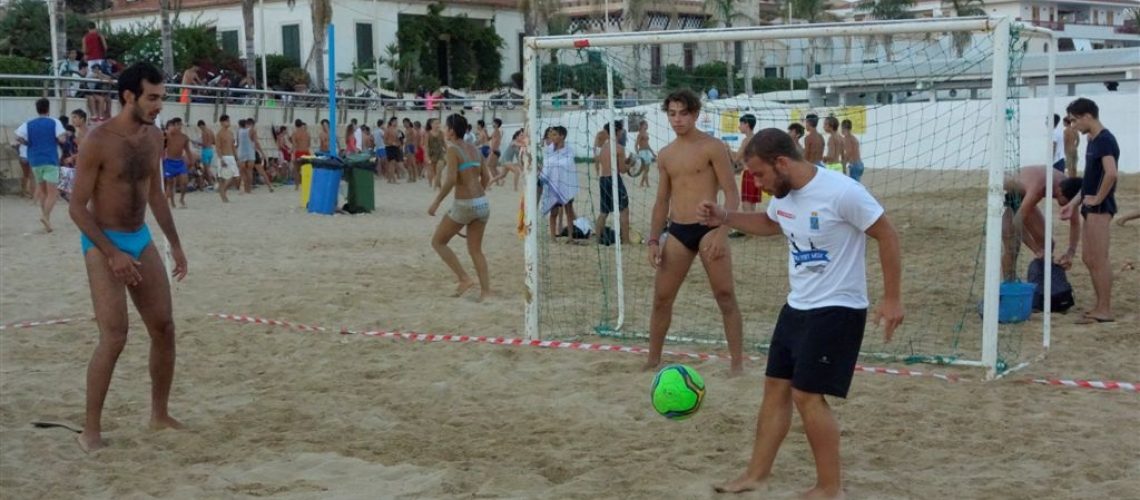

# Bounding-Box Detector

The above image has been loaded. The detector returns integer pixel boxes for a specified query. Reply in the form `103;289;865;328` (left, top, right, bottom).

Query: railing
1028;19;1065;31
1115;24;1140;34
0;74;529;111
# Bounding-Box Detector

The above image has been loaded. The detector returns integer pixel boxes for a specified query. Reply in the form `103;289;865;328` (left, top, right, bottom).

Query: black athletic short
1080;197;1117;217
766;304;867;398
385;145;403;162
598;175;628;214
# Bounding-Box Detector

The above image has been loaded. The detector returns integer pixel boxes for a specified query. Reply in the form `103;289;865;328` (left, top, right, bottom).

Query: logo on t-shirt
777;210;795;219
810;211;820;231
789;233;829;273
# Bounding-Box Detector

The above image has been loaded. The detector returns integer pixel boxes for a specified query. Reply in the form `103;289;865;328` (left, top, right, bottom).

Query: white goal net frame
519;17;1059;380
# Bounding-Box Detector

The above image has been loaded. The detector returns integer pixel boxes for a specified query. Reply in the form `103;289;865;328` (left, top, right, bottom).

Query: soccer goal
519;17;1060;379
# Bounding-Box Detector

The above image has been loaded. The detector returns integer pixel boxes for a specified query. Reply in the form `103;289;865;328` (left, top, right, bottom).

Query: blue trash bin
307;164;342;215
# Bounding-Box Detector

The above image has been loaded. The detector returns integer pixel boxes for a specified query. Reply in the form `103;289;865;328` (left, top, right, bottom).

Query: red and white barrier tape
210;313;963;382
208;313;327;332
1029;379;1138;392
0;317;87;331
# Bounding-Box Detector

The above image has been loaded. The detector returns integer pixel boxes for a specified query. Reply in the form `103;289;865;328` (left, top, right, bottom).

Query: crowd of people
8;61;1132;500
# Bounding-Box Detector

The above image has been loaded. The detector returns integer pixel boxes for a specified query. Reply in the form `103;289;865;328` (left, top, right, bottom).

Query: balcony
1029;19;1065;30
1116;24;1139;35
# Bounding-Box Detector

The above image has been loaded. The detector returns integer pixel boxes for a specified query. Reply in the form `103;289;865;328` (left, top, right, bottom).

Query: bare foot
641;359;661;372
452;279;475;298
713;476;769;494
476;289;493;302
149;415;185;431
801;486;845;499
728;364;744;378
76;431;105;453
179;202;187;209
39;216;52;233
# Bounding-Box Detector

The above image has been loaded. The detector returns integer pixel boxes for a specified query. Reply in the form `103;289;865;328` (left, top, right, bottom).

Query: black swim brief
667;222;714;253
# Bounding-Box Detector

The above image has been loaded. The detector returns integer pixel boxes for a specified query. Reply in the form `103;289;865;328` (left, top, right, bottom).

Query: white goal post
520;17;1058;380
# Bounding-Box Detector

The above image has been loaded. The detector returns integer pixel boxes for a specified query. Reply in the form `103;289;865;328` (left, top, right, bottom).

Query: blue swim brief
201;147;215;167
81;225;153;260
163;158;187;179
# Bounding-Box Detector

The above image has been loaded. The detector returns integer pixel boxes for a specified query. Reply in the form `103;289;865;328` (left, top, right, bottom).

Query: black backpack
1027;258;1075;313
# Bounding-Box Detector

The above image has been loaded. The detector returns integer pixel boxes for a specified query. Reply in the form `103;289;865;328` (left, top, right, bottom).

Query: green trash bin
344;153;376;213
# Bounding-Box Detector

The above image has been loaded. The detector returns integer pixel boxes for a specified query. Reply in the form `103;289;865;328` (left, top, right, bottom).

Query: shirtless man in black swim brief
645;89;744;374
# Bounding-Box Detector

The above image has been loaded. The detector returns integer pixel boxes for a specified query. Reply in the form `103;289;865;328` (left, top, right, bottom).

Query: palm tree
706;0;753;96
54;0;68;75
241;0;256;80
160;0;175;76
520;0;560;36
303;0;333;90
788;0;838;81
856;0;915;61
625;0;662;97
942;0;985;57
377;43;414;92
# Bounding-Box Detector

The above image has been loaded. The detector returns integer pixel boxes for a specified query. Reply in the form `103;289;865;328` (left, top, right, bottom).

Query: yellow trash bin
299;162;313;208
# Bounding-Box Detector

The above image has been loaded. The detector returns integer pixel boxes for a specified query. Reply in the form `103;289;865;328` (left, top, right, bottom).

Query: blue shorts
480;145;491;158
847;160;865;182
163;158;187;178
81;225;153;260
376;148;387;159
201;147;215;167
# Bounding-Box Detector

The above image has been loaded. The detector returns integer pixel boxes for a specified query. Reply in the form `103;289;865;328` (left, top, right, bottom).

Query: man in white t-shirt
1051;114;1066;173
701;128;904;498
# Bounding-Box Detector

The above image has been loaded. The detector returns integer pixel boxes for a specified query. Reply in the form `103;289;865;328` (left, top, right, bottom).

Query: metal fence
0;74;532;111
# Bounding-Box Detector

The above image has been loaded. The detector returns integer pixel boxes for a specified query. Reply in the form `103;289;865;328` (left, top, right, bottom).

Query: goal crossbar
525;17;1052;51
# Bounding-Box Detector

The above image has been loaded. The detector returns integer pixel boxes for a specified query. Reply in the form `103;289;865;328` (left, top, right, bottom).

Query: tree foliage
539;59;625;95
106;21;240;75
664;61;807;94
0;0;91;60
396;2;505;91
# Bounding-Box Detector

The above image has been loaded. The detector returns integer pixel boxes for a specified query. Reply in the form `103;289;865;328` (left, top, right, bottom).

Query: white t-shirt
1052;126;1065;164
767;168;885;310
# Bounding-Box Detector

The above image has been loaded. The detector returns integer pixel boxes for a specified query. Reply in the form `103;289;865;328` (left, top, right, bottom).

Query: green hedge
664;61;808;94
0;56;48;97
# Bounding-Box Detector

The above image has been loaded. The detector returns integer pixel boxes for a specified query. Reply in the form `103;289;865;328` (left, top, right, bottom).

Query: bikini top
453;144;481;172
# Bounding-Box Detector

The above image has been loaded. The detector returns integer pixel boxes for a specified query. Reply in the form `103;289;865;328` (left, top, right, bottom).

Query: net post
1042;31;1057;351
604;52;625;331
982;16;1012;380
523;40;541;341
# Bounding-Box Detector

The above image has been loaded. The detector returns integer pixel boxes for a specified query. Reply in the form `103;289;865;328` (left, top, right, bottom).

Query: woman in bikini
428;114;492;301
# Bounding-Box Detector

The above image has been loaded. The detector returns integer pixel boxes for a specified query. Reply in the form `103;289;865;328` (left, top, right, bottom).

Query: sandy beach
1;169;1138;499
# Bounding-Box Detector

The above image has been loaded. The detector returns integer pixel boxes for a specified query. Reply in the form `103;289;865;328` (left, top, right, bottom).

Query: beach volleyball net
520;18;1057;378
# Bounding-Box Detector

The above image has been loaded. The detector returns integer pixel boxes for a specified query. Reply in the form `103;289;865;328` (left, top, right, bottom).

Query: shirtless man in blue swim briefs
68;62;188;453
644;89;744;374
163;117;194;208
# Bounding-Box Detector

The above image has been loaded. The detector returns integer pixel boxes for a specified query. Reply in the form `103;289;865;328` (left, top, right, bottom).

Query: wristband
647;238;660;246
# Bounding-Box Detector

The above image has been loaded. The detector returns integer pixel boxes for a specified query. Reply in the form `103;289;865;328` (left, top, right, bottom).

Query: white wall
529;92;1139;173
104;0;525;87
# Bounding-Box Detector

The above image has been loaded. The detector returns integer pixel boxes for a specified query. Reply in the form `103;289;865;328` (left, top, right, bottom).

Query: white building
95;0;526;88
829;0;1140;52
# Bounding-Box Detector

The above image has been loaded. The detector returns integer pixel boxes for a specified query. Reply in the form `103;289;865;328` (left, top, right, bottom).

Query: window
356;23;375;68
683;43;695;72
282;24;301;65
1107;10;1114;25
764;67;778;78
1031;6;1039;21
220;30;239;57
814;63;822;76
733;40;742;71
518;33;525;74
650;45;662;85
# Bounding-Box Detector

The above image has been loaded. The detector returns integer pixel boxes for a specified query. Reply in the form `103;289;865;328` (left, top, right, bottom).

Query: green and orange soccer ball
650;364;706;420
